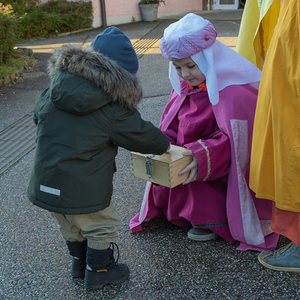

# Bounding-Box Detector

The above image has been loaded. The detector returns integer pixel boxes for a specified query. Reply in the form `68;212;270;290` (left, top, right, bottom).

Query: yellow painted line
19;42;90;53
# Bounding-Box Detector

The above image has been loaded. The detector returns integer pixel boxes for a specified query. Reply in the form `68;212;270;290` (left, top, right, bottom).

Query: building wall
92;0;203;28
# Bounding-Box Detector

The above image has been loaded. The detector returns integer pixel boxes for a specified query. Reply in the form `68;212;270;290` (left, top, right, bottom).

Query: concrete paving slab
137;48;172;98
0;95;298;300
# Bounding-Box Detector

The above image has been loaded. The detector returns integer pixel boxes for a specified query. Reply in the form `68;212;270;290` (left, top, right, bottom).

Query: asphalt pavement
0;10;299;300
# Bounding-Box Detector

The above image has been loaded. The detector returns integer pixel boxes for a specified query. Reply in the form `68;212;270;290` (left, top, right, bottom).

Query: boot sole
84;268;130;290
187;232;217;241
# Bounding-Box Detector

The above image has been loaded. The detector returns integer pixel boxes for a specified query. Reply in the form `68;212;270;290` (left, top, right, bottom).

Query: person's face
173;57;206;86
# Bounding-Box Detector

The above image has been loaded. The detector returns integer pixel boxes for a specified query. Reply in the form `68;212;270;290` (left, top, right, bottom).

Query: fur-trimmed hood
47;44;143;113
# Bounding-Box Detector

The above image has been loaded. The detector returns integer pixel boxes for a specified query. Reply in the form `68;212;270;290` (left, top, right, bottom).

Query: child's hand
166;143;171;152
178;150;198;185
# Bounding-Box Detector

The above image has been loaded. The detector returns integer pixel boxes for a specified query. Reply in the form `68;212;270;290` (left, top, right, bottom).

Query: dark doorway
239;0;246;8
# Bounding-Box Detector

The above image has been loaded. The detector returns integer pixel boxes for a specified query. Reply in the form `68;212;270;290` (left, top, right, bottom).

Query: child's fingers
182;150;193;156
178;161;197;176
182;168;198;185
179;150;198;184
178;157;197;176
178;150;198;184
178;165;192;176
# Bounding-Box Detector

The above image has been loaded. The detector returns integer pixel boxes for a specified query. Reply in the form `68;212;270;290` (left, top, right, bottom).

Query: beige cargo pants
49;201;121;250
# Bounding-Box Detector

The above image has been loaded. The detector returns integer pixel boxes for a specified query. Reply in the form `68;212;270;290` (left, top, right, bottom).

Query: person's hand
166;143;171;152
178;150;198;185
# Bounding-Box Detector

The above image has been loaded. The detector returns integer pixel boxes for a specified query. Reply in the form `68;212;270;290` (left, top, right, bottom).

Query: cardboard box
130;145;193;188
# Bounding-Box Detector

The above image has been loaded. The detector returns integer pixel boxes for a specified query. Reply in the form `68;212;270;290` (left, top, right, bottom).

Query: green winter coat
27;44;169;214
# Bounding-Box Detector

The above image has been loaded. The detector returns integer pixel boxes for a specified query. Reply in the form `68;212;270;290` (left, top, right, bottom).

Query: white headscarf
159;13;261;105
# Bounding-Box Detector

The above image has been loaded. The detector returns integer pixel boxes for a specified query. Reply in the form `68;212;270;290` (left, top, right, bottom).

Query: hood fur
48;44;143;110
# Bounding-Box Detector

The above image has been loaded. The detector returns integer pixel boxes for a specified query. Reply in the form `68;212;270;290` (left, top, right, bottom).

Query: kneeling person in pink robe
130;13;279;251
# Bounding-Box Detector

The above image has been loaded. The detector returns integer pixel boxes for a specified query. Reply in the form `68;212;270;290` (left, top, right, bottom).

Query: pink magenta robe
130;81;279;251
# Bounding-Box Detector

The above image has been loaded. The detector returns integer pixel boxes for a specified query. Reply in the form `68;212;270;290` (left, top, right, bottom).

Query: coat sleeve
33;109;38;125
184;129;231;181
33;88;50;125
110;106;170;155
33;94;42;125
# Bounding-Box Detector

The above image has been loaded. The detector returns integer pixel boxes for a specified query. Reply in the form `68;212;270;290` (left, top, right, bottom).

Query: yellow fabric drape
236;0;281;70
250;0;300;211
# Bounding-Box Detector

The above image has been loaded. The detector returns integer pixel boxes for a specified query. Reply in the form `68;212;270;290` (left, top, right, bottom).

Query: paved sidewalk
0;10;299;300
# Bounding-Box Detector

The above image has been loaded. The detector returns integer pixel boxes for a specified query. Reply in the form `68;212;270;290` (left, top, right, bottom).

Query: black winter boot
66;240;87;278
84;243;129;290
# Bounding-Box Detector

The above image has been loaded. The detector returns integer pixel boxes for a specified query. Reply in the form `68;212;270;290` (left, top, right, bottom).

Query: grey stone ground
0;10;299;300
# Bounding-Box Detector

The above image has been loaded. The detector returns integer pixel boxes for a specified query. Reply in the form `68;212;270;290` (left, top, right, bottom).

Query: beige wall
92;0;203;27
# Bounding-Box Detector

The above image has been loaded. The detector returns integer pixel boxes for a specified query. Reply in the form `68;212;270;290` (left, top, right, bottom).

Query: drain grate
0;20;175;176
0;113;36;175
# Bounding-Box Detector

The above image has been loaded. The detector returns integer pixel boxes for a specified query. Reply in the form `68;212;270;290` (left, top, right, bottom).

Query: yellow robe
236;0;281;70
250;0;300;212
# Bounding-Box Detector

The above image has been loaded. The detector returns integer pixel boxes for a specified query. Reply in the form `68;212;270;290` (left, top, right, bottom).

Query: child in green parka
27;27;170;290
